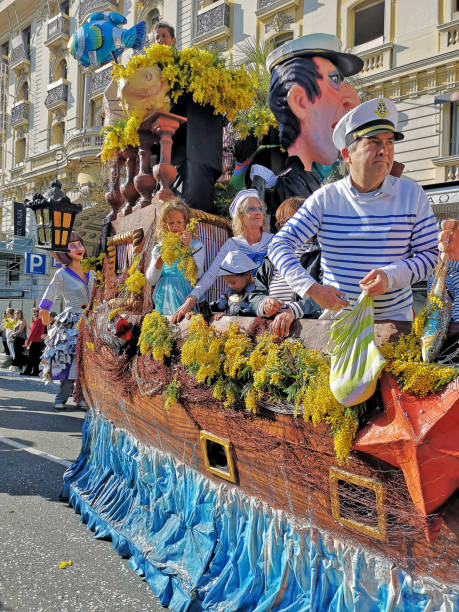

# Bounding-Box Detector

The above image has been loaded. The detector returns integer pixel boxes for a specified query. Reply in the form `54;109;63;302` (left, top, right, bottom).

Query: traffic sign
25;252;47;275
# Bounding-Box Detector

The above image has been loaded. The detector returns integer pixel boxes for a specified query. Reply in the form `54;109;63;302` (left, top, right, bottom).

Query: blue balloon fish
68;12;146;68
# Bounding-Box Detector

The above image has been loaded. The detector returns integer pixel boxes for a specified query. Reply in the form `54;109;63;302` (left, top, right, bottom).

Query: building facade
0;0;458;310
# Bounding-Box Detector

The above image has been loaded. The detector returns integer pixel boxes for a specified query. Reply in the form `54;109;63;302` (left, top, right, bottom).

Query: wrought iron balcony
11;101;29;128
79;0;118;23
194;0;230;43
46;14;70;48
89;66;112;95
45;82;69;110
256;0;299;16
9;44;30;72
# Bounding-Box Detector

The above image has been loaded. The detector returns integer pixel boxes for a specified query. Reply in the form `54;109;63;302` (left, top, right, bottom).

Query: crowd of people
1;308;57;376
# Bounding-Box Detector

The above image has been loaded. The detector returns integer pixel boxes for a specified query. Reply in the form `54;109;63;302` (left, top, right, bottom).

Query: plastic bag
328;291;386;407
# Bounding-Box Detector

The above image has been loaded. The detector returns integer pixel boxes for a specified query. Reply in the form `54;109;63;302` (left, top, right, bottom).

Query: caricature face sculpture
267;35;363;170
119;65;171;121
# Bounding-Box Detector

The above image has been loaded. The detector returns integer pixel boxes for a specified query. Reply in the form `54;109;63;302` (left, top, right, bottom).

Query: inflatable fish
68;12;146;68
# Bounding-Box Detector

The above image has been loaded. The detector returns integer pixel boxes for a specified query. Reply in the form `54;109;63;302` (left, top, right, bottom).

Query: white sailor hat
218;251;256;276
332;97;404;152
266;33;363;77
229;189;260;219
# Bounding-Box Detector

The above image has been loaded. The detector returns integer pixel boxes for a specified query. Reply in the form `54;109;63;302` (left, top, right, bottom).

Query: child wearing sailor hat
208;251;257;319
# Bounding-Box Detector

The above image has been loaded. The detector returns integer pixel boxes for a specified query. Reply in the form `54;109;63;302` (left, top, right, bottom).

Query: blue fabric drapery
62;411;458;611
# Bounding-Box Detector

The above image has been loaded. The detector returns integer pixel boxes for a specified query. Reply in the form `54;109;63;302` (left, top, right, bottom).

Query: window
90;97;104;127
354;0;384;47
1;41;8;60
271;31;293;50
451;103;459;156
15;137;26;164
60;0;69;15
22;26;31;57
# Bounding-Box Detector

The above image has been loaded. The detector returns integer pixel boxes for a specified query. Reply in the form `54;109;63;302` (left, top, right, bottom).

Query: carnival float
28;15;458;611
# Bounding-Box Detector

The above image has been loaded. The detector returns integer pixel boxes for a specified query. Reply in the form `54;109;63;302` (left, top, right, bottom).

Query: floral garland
107;255;146;321
178;315;360;463
81;253;106;288
160;218;199;286
380;295;458;396
100;117;141;163
138;310;175;362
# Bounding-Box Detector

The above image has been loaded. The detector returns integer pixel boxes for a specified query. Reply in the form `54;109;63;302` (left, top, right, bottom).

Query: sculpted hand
180;231;191;247
359;269;388;296
269;309;295;338
439;219;459;262
307;283;349;310
263;297;283;316
172;296;196;323
39;309;50;326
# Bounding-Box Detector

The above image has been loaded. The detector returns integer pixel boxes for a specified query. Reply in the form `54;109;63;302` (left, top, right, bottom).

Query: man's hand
439;219;459;261
307;283;349;310
171;296;197;323
269;309;295;338
263;297;283;317
359;269;388;296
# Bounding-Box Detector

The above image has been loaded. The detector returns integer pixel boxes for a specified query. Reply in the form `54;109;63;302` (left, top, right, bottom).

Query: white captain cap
266;33;363;76
228;189;260;219
218;251;256;276
332;97;404;152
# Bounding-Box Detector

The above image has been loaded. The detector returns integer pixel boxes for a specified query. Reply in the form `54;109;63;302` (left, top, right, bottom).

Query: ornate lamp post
25;179;82;252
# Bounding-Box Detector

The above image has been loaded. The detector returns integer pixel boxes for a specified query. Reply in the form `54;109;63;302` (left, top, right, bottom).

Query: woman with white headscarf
172;189;273;323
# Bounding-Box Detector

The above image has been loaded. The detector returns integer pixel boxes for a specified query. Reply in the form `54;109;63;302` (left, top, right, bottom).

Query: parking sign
25;252;47;275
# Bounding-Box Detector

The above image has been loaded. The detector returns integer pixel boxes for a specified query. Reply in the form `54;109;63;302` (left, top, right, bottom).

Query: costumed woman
172;189;273;322
145;199;205;316
39;232;94;410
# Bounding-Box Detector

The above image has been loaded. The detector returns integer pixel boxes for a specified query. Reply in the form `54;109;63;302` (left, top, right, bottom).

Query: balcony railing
45;82;69;109
65;128;105;157
194;0;230;42
432;155;459;182
46;14;70;47
9;44;30;72
79;0;118;22
90;66;112;95
256;0;299;15
11;101;29;127
356;42;393;75
437;19;459;52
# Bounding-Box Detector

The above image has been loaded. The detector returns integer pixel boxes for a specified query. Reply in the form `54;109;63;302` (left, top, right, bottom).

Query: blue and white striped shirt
268;174;438;321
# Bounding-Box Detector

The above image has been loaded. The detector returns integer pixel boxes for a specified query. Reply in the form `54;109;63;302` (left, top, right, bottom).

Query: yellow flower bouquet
160;218;199;286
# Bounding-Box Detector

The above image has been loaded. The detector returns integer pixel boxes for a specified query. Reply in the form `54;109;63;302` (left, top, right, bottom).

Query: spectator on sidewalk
21;308;45;376
1;308;15;356
10;310;27;369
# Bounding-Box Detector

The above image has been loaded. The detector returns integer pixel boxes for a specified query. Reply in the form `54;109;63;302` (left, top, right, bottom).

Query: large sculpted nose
340;82;360;112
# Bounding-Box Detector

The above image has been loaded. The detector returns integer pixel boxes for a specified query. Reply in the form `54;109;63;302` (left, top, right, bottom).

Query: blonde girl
146;199;205;315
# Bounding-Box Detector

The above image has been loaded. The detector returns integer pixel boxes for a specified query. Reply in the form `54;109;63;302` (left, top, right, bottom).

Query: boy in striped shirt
268;97;438;321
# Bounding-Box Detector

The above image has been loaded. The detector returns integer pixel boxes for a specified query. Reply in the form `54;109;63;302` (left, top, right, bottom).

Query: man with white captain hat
268;97;438;321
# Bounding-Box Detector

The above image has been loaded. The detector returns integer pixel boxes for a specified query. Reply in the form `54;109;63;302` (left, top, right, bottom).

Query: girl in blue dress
146;199;205;315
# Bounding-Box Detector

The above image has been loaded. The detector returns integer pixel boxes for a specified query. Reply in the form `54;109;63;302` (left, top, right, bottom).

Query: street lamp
25;179;82;251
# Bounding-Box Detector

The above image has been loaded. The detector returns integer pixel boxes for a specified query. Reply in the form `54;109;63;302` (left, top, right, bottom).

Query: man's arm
380;190;438;291
268;197;349;310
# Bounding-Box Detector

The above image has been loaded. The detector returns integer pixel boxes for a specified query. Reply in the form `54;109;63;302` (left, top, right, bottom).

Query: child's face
222;273;252;292
166;210;186;233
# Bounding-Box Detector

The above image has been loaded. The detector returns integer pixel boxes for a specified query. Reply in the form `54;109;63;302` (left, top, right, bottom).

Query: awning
434;91;459;104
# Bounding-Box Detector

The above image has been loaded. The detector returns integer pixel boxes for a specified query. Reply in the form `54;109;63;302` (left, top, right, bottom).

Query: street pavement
0;367;166;612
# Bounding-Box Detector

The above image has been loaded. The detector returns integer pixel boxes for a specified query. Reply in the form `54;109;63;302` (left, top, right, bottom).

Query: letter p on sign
25;252;47;275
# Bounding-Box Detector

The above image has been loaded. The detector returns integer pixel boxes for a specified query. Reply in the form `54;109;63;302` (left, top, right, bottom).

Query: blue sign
25;252;47;275
51;258;62;269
